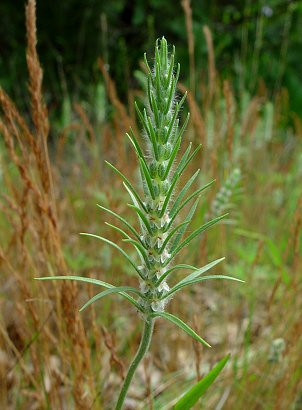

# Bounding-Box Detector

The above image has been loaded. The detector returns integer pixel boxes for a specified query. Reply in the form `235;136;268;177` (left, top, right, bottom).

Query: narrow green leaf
35;276;143;311
159;173;179;217
105;222;131;240
123;183;140;208
97;204;141;242
155;61;161;97
172;144;201;182
164;100;180;143
178;258;225;285
139;157;155;199
147;76;153;112
172;112;190;145
105;223;148;262
80;233;143;279
156;264;198;286
151;311;211;348
146;115;159;159
150;91;160;127
105;161;146;211
159;221;190;253
36;275;115;287
167;214;228;264
162;134;182;179
126;128;145;160
169;169;200;217
169;197;200;253
128;204;152;234
164;76;176;116
165;90;187;126
169;179;215;223
160;38;167;70
123;238;150;265
174;63;180;85
172;142;191;177
144;52;153;79
123;184;147;234
165;48;175;88
80;286;142;312
135;101;149;133
164;274;244;299
174;354;230;410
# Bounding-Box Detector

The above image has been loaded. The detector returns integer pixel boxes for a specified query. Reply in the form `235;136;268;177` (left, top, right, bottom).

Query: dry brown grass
203;25;216;106
0;1;96;408
181;0;195;95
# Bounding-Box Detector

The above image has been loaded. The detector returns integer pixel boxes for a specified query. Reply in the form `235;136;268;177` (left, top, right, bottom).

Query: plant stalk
115;316;154;410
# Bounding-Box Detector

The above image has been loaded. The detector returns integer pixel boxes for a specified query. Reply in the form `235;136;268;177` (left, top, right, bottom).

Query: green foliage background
1;0;302;116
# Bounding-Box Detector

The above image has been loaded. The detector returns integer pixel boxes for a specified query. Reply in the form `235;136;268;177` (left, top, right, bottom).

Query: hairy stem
115;317;154;410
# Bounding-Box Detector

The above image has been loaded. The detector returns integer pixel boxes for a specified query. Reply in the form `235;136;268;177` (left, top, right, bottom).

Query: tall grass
0;1;95;408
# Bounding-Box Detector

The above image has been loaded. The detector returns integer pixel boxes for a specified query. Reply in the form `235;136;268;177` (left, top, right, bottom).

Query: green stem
115;316;154;410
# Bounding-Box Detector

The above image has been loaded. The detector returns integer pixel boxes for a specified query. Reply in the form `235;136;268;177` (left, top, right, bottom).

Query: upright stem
115;316;154;410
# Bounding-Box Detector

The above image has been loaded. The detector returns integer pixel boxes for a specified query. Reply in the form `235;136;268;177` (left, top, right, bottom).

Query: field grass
0;1;301;409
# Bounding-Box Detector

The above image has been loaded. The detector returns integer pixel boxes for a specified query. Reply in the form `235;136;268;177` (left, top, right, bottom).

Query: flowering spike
37;38;243;410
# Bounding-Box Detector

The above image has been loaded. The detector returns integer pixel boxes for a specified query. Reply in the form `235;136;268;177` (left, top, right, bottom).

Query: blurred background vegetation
0;1;302;409
1;0;302;117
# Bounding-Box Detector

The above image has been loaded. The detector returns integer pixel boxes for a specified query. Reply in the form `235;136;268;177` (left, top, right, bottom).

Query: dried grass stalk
203;25;216;104
181;0;195;94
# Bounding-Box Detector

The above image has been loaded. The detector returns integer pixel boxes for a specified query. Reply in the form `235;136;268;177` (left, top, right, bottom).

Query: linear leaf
151;311;211;348
105;223;148;265
164;90;187;124
171;112;190;145
35;276;142;311
139;157;155;199
147;76;153;113
80;233;143;278
159;173;179;217
126;129;145;161
123;184;147;234
169;180;215;224
163;275;244;299
150;92;160;127
164;76;176;117
123;183;140;208
143;52;153;79
172;144;201;182
80;286;142;311
169;197;200;253
123;238;150;265
105;222;131;240
163;134;182;179
146;115;159;159
155;61;161;97
174;63;180;85
164;102;179;143
169;169;200;217
178;258;225;285
128;204;152;234
174;354;230;410
165;47;175;88
156;264;198;286
159;221;190;253
135;101;149;134
105;161;146;211
167;214;228;264
172;142;191;177
97;204;141;242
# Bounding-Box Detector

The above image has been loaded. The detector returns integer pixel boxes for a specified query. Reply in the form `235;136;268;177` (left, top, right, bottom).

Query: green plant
210;168;242;222
174;353;230;410
37;37;242;409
